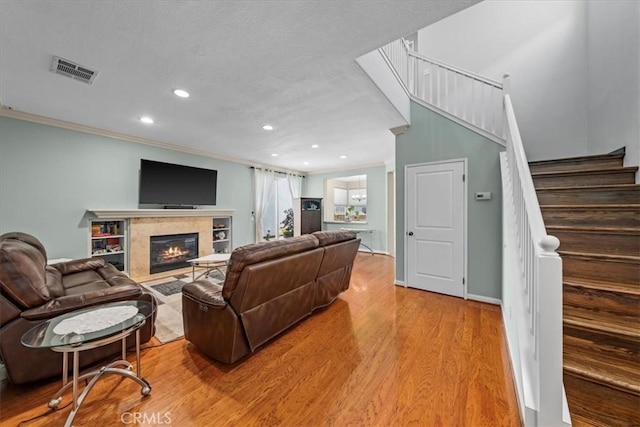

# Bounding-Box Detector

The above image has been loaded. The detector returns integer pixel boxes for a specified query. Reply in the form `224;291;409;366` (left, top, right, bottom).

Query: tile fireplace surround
88;209;234;282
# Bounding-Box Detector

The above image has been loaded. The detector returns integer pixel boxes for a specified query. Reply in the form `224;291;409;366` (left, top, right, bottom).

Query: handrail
504;94;548;241
503;89;565;426
380;38;505;144
407;50;503;88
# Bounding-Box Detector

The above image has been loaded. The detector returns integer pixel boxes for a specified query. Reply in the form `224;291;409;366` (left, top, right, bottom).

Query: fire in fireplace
150;233;198;274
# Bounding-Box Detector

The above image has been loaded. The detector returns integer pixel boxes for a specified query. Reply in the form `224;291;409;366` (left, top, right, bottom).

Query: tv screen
139;159;217;206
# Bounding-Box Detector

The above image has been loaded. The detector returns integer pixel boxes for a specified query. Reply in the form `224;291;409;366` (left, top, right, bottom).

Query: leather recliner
0;232;156;384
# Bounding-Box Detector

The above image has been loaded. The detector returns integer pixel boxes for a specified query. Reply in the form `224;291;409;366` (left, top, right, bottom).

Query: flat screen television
139;159;217;206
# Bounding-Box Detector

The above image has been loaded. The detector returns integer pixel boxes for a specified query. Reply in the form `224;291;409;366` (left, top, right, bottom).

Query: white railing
381;38;567;426
501;90;567;426
380;39;505;144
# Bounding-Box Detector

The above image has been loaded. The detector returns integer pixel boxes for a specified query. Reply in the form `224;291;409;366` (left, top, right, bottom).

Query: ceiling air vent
50;56;98;85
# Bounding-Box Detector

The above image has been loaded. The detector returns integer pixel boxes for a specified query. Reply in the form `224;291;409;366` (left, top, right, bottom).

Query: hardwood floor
0;254;520;426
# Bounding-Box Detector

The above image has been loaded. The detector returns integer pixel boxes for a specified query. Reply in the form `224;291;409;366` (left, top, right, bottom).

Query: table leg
72;351;79;410
136;329;141;377
62;352;68;386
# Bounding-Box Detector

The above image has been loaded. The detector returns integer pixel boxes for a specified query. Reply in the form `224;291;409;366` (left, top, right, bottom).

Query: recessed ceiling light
311;144;319;148
303;162;309;165
263;124;274;131
340;155;347;159
271;153;278;157
173;89;190;98
140;116;154;124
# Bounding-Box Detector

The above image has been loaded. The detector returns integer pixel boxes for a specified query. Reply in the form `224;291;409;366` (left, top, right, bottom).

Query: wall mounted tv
139;159;217;207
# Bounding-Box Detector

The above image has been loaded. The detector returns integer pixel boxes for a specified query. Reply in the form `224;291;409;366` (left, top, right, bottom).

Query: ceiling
0;1;478;173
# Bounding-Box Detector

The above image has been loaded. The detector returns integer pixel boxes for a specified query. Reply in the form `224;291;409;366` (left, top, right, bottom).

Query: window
324;175;367;223
261;177;294;240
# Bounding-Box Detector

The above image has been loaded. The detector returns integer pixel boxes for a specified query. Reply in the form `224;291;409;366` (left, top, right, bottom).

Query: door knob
407;231;414;236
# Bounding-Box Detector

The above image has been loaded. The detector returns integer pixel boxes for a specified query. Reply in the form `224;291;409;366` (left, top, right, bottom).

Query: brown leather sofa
0;232;156;384
182;230;360;364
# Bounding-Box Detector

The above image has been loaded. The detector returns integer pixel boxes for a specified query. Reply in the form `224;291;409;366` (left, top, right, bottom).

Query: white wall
587;0;640;172
417;0;590;161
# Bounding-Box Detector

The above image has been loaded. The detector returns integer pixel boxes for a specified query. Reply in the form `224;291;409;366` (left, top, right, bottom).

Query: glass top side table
21;300;155;427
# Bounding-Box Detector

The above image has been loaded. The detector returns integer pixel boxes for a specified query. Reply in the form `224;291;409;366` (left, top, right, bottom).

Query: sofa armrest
182;281;226;309
52;257;106;275
21;284;143;321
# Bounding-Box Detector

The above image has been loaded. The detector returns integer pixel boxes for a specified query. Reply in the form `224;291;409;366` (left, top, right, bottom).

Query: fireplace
149;233;198;274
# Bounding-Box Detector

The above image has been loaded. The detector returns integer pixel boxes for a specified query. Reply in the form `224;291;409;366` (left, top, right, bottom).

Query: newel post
503;73;511;96
537;234;564;426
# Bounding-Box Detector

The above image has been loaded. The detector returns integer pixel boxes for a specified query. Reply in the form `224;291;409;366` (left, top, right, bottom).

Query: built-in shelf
89;219;127;272
91;234;125;240
212;216;232;253
92;250;125;256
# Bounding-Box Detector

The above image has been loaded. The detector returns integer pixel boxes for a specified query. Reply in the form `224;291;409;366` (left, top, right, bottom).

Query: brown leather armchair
0;232;156;384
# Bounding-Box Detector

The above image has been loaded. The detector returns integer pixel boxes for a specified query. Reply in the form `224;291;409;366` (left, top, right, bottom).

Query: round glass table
21;300;156;427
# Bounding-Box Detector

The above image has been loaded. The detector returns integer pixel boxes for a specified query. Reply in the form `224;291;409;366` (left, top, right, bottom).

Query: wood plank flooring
0;254;520;426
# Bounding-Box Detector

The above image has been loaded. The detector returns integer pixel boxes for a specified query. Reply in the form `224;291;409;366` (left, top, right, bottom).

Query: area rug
141;270;225;343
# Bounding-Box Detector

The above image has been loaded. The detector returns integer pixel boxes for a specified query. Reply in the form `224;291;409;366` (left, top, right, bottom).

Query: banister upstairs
379;38;505;145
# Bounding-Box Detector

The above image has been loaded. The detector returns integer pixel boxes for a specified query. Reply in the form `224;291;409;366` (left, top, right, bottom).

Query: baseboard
467;293;502;305
394;280;406;287
357;249;390;256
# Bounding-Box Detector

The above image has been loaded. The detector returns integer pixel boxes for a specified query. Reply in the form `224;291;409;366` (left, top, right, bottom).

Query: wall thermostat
475;192;492;200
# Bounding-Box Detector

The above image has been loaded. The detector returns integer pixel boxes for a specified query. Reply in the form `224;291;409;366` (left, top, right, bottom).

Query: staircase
531;150;640;426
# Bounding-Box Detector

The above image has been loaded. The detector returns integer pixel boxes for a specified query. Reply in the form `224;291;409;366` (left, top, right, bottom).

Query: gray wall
0;116;255;259
587;0;640;171
396;102;504;299
304;164;388;253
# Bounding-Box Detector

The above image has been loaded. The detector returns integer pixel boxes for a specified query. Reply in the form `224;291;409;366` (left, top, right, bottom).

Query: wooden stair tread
559;250;640;262
564;307;640;339
564;278;640;296
536;183;640;192
563;360;640;395
541;204;640;210
532;167;638;177
529;152;624;166
548;225;640;233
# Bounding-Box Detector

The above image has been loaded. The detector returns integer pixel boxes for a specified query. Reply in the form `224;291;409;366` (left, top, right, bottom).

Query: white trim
88;208;235;219
394;280;407;287
404;158;468;299
467;293;501;305
411;98;506;147
305;161;386;175
407;50;503;88
358;249;389;255
0;107;305;174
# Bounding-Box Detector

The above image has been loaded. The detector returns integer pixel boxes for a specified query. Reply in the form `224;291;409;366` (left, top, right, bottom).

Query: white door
406;160;465;297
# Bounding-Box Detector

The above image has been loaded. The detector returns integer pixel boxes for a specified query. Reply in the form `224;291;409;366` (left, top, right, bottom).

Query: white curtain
253;168;275;242
287;174;303;199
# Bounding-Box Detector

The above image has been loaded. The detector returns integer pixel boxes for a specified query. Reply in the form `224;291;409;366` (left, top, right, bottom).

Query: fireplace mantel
88;208;235;219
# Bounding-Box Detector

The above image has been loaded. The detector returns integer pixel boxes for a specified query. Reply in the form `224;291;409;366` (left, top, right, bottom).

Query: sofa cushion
61;270;104;290
45;265;64;298
312;230;356;247
0;238;50;309
53;257;106;275
222;235;319;299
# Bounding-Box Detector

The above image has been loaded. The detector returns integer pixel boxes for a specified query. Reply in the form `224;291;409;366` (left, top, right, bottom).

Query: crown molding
305;161;386;176
0;106;303;174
